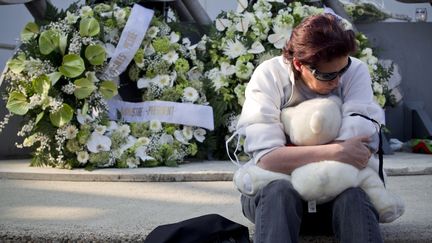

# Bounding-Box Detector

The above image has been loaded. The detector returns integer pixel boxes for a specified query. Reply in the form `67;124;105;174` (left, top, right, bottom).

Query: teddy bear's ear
310;111;324;134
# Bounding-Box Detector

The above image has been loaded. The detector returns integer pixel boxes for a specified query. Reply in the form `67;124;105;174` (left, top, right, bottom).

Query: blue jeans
241;179;383;243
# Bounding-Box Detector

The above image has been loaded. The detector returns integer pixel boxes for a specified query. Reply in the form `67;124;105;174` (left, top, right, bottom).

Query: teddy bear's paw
378;194;405;223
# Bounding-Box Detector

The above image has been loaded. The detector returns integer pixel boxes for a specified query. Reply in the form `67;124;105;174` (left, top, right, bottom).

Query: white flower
215;18;232;31
150;120;162;132
236;0;248;13
187;67;203;81
362;47;373;57
86;132;112;153
268;25;292;49
220;62;236;76
104;43;116;58
174;130;189;144
223;39;247;59
86;71;99;83
114;9;127;22
135;146;155;161
77;109;95;125
106;121;119;133
159;134;174;144
212;76;229;91
137;77;153;89
183;87;199;102
182;38;197;50
147;26;160;39
80;6;93;17
156;74;173;88
248;41;265;54
126;157;140;168
162;50;179;64
65;11;79;24
65;125;78;139
137;137;150;146
235;17;250;34
193;128;206;143
144;44;155;56
76;151;89;164
373;82;383;94
182;126;193;140
170;32;180;43
118;124;131;137
94;125;107;135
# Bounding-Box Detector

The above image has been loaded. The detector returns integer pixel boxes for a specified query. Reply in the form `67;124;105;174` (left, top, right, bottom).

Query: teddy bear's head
280;96;342;146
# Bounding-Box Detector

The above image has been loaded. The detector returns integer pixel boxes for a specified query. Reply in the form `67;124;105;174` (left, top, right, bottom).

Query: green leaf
39;29;59;55
49;103;73;127
47;72;62;85
82;102;89;115
99;81;118;99
6;91;29;115
59;54;85;78
79;17;100;37
21;22;39;42
35;112;44;125
32;75;51;95
85;44;106;65
7;57;25;74
74;78;96;99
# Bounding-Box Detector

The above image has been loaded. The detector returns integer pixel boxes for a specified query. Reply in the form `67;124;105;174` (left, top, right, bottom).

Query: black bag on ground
144;214;250;243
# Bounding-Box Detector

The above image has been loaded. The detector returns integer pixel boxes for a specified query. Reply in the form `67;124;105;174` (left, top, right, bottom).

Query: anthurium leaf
50;103;74;127
6;91;29;115
79;17;100;37
20;22;39;42
59;54;85;78
85;44;106;65
47;72;62;85
39;30;59;55
35;111;44;125
99;81;118;99
32;75;51;95
7;55;26;74
74;78;96;99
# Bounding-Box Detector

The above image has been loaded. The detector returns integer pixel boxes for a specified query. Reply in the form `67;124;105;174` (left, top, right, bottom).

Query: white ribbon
107;99;214;131
102;4;154;81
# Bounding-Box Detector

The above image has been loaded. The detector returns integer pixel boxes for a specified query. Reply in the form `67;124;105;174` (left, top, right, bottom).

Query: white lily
86;132;112;153
248;41;265;54
220;62;236;76
135;146;155;162
268;25;292;49
215;18;232;32
159;134;174;144
174;130;189;144
235;17;250;34
182;126;193;140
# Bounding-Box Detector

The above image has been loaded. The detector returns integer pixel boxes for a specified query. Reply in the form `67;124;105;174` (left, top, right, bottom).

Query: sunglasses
304;57;351;81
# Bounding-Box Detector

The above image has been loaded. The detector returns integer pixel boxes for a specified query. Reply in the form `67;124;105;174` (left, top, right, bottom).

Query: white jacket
236;55;385;171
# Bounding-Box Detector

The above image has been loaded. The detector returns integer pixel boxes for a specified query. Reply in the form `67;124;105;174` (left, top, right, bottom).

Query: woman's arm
259;135;372;174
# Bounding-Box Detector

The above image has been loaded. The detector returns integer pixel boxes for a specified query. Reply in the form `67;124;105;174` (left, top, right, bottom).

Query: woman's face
298;55;350;95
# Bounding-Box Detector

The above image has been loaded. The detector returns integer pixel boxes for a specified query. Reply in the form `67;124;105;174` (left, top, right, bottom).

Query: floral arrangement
341;0;390;23
0;1;210;169
204;0;397;159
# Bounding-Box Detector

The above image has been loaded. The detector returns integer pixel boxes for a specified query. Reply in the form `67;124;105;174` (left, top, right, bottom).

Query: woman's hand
334;135;372;169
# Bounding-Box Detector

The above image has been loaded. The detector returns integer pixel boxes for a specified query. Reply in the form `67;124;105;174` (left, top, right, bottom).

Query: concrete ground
0;152;431;242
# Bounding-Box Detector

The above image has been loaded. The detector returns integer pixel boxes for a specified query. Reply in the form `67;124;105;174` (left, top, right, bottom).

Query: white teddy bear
233;96;404;223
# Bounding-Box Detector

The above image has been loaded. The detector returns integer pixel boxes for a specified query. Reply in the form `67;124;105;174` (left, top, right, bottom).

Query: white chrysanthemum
147;26;160;39
86;132;111;153
65;125;78;139
174;130;189;144
150;120;162;132
94;125;107;135
80;6;93;17
65;11;79;24
183;87;199;102
118;124;131;137
170;31;180;43
163;50;179;64
193;128;206;143
223;39;247;59
137;137;151;146
76;151;89;164
156;74;173;87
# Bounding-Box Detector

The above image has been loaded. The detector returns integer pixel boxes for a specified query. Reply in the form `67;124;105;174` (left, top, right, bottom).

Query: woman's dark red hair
283;13;357;77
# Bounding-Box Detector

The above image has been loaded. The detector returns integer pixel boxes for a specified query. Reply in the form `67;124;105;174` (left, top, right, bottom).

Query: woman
237;13;384;243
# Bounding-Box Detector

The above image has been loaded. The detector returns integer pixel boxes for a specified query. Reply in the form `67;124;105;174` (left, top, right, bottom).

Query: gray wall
357;22;432;141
